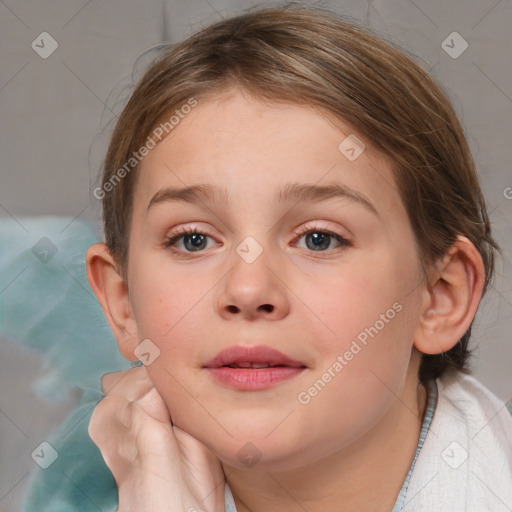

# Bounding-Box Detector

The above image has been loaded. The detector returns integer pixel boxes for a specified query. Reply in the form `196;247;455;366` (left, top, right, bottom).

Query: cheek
129;260;209;340
127;259;219;347
297;256;407;349
294;252;421;401
129;279;212;428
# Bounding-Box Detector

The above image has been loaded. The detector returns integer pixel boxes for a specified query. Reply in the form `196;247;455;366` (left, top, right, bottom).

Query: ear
86;243;139;361
414;236;486;355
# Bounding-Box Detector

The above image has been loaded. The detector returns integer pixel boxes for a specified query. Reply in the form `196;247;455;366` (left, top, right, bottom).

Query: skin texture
87;87;485;511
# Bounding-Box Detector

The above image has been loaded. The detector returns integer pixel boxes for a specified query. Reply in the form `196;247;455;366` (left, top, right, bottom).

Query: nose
216;251;291;321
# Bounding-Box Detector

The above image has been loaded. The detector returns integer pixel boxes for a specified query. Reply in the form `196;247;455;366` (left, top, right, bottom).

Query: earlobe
86;243;139;361
414;236;485;355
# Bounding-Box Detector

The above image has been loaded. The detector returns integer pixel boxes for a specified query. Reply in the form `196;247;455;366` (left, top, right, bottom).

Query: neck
223;364;427;512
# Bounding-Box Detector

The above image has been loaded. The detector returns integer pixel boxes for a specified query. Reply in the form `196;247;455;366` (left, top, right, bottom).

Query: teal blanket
0;216;130;512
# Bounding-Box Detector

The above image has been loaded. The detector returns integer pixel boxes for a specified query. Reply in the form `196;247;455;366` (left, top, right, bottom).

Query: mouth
203;344;306;369
203;345;307;390
223;362;296;368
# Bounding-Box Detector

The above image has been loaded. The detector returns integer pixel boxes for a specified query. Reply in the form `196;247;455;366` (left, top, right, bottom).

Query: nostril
224;304;274;314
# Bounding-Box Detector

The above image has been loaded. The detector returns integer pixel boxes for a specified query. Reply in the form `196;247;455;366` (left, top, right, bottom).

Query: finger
89;419;139;482
91;391;173;459
89;395;130;441
101;366;153;401
89;397;141;468
173;425;218;464
136;386;173;424
101;370;131;395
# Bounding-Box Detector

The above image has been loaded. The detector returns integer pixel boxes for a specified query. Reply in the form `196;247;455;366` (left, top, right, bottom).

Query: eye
294;227;350;252
165;227;219;253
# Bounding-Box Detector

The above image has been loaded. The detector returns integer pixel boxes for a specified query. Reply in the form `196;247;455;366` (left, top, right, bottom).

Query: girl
85;6;512;511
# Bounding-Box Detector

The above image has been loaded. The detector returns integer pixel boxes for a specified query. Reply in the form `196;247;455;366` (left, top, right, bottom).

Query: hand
89;366;226;512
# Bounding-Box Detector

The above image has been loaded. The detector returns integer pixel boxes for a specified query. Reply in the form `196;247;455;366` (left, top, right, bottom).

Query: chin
197;423;311;472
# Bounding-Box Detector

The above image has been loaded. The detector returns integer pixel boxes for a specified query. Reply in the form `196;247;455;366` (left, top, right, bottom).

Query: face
125;87;426;470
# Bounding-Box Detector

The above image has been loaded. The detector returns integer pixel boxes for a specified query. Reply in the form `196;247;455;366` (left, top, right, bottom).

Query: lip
203;345;307;391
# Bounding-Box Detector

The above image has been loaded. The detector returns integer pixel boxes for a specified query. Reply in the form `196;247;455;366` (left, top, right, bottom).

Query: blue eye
165;227;349;254
165;229;217;252
296;230;349;252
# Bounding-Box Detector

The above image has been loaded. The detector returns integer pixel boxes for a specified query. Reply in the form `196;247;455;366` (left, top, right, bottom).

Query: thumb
137;386;173;425
172;425;221;470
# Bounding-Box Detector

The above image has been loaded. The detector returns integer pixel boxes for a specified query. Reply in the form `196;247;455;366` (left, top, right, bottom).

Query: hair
99;5;497;384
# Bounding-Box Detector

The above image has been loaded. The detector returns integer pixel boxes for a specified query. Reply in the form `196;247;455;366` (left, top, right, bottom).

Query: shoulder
401;373;512;511
436;372;512;437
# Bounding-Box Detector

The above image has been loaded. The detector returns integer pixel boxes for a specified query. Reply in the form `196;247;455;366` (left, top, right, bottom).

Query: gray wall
1;1;511;510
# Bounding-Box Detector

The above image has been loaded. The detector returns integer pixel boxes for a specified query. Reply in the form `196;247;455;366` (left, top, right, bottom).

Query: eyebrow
146;182;378;215
147;184;228;212
276;182;378;215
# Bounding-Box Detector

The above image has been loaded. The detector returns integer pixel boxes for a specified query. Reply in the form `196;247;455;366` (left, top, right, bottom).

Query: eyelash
164;225;216;249
291;224;351;251
164;224;351;254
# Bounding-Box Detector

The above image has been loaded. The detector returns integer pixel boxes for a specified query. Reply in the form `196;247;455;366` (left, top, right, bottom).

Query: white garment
402;373;512;511
225;483;237;512
224;373;512;511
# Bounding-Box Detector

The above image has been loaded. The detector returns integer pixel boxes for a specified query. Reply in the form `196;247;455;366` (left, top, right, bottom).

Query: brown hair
99;5;497;383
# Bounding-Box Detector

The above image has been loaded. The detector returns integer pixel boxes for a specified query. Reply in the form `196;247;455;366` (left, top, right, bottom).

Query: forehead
135;87;404;221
